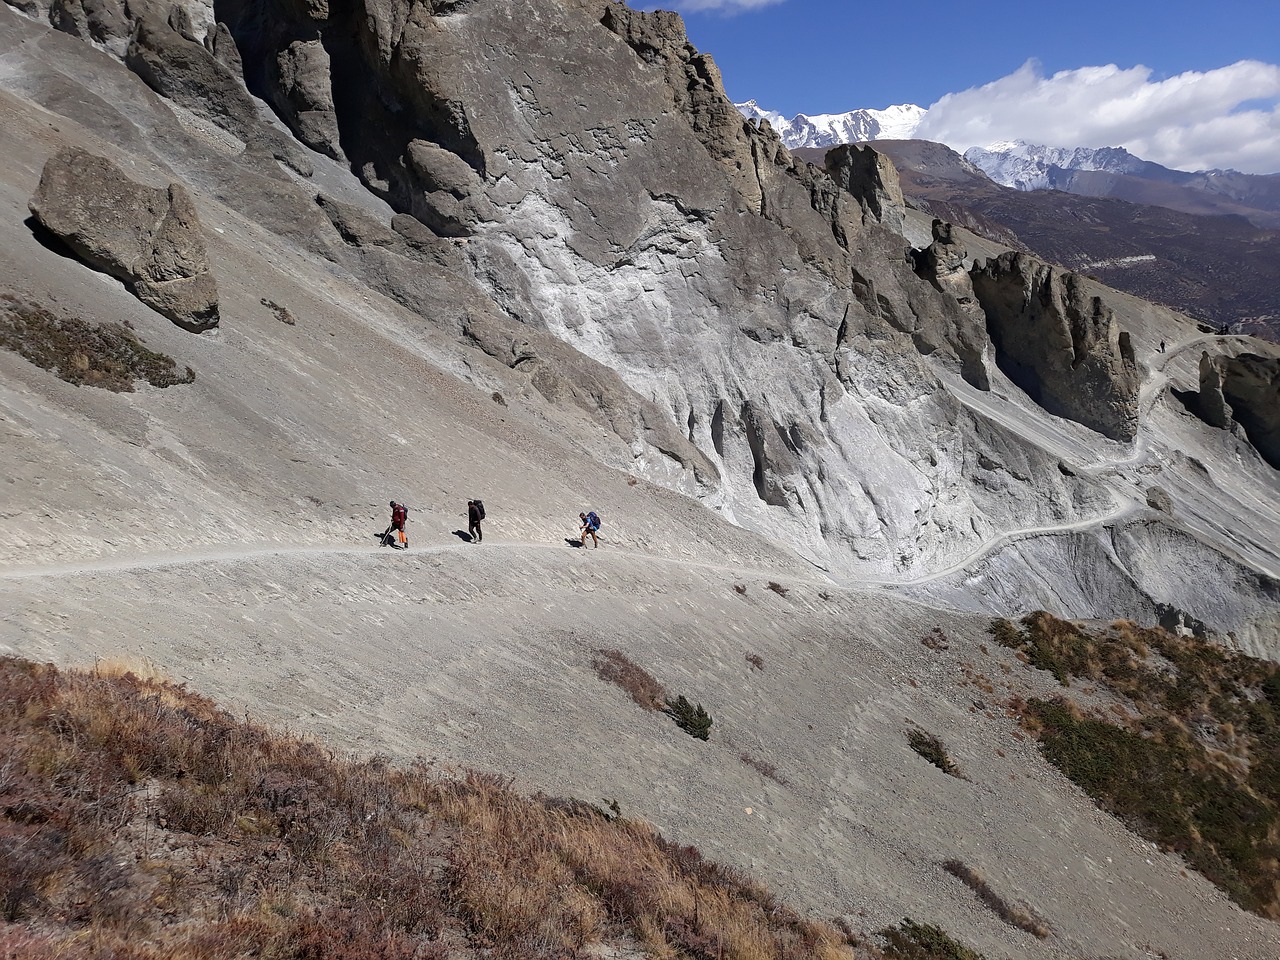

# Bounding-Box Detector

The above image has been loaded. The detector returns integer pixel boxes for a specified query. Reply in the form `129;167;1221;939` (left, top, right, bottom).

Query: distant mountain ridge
867;138;1280;339
735;99;925;148
964;140;1280;229
963;141;1170;190
736;102;1280;230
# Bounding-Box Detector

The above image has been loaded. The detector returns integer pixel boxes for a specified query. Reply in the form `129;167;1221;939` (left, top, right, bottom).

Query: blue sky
639;0;1280;173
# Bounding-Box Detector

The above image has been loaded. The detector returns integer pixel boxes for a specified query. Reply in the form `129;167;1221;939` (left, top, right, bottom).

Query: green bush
882;919;985;960
664;696;713;741
907;729;961;779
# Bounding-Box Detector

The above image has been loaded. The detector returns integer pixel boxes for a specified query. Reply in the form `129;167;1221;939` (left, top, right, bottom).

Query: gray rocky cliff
135;0;1225;573
6;0;1278;645
970;251;1140;441
1182;352;1280;469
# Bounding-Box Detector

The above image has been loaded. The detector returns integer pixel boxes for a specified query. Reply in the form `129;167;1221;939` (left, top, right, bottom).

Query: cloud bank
915;60;1280;174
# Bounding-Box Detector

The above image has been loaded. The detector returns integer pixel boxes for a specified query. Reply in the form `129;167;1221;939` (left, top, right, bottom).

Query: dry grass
0;291;194;391
592;648;665;710
1;656;858;959
766;581;789;596
941;860;1050;938
746;653;765;671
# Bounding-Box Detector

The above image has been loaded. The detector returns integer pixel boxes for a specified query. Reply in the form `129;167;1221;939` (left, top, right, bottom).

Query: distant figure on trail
1160;340;1166;353
384;500;409;549
579;510;600;549
467;499;484;543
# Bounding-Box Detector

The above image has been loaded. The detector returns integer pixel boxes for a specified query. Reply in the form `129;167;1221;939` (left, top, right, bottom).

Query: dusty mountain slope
7;545;1280;960
0;2;1279;958
2;0;1277;645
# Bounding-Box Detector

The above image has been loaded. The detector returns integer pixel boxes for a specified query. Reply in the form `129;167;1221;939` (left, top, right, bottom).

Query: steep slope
2;0;1277;657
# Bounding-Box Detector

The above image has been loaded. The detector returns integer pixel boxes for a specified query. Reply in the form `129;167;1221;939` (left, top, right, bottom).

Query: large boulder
970;251;1139;441
29;147;220;332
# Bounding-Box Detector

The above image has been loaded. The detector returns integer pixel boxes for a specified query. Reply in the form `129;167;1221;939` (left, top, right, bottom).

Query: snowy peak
734;101;926;149
964;141;1155;191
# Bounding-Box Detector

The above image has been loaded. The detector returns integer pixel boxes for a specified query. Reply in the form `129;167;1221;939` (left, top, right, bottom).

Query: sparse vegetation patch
907;729;963;779
941;860;1049;938
0;292;194;391
592;648;665;710
1002;614;1280;917
880;918;986;959
740;752;788;785
665;694;714;741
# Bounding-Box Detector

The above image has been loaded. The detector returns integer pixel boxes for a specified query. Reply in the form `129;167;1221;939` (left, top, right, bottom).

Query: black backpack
474;499;486;520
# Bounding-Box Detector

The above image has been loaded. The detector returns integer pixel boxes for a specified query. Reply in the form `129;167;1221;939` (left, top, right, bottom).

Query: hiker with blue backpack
579;510;601;548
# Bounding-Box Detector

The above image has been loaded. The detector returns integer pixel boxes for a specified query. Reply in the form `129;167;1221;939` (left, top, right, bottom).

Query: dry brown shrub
943;859;1051;938
0;293;194;391
592;649;666;710
740;753;788;786
1;656;864;960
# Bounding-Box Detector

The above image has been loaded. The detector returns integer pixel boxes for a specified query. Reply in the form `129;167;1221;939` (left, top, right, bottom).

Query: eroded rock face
909;219;990;389
29;147;219;331
970;251;1139;441
125;12;314;176
1184;352;1280;468
823;143;906;236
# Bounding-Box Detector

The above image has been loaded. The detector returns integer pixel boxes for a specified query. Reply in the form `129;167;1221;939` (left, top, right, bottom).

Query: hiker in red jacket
384;500;408;549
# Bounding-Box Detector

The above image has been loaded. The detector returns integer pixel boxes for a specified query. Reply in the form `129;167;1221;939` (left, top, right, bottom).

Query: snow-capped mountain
735;100;925;148
964;141;1166;191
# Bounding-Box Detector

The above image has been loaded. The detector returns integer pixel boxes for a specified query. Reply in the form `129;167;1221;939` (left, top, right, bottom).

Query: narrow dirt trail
0;538;837;588
1;500;1142;594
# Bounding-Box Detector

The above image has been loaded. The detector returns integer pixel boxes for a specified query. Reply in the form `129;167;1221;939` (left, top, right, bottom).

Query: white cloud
915;60;1280;174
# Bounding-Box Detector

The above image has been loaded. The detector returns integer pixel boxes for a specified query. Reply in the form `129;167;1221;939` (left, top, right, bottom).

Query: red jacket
391;504;407;526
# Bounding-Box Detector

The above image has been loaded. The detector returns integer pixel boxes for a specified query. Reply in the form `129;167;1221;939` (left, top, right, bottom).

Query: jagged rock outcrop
909;219;990;388
125;11;314;176
823;143;906;236
970;251;1139;441
1182;352;1280;468
29;147;220;332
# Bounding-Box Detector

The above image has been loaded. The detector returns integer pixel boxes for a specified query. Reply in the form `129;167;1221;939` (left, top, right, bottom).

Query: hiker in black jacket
467;500;483;543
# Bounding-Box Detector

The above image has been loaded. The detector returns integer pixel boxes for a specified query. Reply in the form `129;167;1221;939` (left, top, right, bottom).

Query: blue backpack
586;511;601;531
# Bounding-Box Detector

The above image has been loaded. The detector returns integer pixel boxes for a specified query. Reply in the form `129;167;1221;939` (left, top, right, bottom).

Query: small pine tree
665;695;713;741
